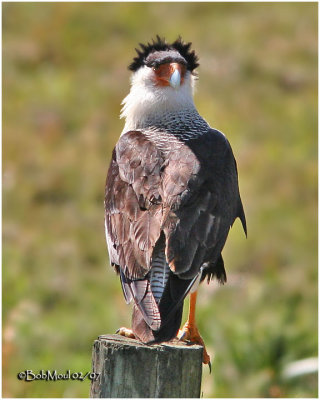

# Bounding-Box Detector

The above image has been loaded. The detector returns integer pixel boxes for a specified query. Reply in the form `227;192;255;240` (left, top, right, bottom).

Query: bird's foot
116;327;136;339
178;322;211;368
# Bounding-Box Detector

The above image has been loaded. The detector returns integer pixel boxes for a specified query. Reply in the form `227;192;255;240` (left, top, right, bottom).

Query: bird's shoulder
110;130;165;205
187;127;235;166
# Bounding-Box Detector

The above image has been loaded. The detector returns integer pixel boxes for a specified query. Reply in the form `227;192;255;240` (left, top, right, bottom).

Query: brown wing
105;130;164;280
104;130;199;335
104;130;200;281
105;130;167;331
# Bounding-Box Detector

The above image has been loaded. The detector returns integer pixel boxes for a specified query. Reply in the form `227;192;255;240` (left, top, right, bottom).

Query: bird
104;36;246;366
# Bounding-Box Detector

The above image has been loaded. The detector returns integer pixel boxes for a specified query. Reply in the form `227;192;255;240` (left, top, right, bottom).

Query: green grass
3;2;317;398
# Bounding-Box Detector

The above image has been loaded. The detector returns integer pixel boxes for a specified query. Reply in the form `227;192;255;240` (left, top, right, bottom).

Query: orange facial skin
153;62;186;87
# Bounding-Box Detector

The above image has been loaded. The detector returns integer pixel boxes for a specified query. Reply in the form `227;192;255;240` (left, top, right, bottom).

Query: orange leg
178;291;211;367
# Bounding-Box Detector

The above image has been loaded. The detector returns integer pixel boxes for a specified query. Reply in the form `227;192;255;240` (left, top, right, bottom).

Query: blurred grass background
2;2;317;398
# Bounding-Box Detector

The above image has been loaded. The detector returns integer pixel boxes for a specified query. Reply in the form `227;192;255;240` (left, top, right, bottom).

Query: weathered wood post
90;334;203;398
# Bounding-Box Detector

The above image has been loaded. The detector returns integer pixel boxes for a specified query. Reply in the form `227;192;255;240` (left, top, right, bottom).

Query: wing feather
105;131;164;280
163;129;246;279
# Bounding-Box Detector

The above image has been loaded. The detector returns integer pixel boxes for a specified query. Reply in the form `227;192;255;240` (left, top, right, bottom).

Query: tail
132;301;184;344
132;271;198;344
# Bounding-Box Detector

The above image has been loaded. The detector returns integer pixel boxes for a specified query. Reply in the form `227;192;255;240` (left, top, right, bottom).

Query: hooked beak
169;63;182;89
169;64;181;89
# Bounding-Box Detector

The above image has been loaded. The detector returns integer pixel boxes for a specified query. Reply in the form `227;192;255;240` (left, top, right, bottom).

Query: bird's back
105;123;245;342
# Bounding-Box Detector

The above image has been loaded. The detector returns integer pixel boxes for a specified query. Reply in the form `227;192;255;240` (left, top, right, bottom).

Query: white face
120;61;197;132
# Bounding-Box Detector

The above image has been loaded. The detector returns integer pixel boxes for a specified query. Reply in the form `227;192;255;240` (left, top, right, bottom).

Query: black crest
129;35;199;72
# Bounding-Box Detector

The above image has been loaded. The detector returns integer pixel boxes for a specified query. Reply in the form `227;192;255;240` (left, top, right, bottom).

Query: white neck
120;67;197;133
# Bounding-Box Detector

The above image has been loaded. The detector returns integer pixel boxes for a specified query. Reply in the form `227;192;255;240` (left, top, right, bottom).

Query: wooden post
90;334;203;398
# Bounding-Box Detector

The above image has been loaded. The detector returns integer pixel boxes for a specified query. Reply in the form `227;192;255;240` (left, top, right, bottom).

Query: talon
179;322;211;365
203;346;211;366
178;329;188;341
178;291;212;366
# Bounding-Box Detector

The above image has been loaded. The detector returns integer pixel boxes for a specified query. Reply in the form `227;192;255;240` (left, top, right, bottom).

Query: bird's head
121;36;200;130
128;36;199;90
